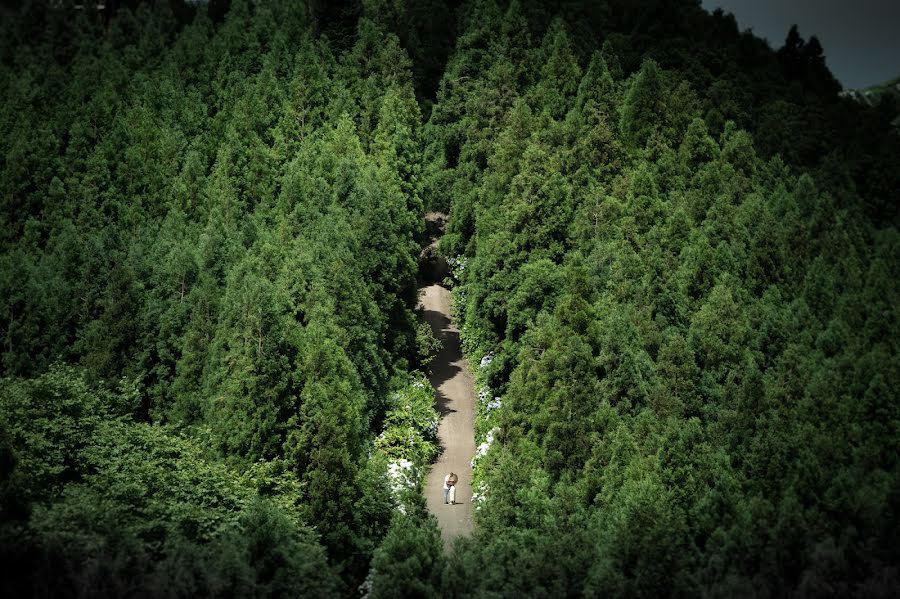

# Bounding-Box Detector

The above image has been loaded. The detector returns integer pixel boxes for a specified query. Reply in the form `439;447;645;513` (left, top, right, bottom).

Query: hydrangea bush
466;344;506;515
443;255;467;288
374;373;440;511
376;375;439;464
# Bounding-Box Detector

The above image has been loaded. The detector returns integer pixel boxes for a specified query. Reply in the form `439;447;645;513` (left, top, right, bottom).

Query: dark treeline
0;0;898;597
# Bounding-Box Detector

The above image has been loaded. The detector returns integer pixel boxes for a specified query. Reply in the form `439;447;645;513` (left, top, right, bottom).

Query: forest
0;0;897;597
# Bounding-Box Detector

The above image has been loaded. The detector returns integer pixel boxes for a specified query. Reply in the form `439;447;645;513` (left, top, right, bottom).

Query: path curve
419;214;475;547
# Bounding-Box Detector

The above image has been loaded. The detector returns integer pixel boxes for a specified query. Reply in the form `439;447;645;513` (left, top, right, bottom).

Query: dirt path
419;214;475;547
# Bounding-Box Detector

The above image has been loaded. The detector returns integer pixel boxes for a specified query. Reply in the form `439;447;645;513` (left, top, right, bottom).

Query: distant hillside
841;76;900;106
841;76;900;127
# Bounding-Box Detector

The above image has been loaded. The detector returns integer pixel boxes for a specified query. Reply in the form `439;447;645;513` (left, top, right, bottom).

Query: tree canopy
0;0;897;596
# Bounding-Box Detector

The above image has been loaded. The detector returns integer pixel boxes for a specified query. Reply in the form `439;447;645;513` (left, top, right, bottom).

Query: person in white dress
443;473;451;504
447;472;458;504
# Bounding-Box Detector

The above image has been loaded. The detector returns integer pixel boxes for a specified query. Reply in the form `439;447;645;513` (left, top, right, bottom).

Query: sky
700;0;900;89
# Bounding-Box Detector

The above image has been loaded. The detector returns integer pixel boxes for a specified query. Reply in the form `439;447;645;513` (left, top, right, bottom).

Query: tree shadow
433;386;456;418
421;307;462;394
418;212;449;285
418;250;449;285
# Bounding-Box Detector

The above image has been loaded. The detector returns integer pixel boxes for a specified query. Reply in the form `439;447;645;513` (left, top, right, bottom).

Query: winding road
419;214;475;547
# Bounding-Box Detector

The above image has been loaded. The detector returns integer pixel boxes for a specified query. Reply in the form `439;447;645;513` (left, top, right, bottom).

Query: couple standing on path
443;472;459;505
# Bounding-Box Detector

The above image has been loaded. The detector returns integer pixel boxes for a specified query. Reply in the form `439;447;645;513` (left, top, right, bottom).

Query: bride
447;472;458;504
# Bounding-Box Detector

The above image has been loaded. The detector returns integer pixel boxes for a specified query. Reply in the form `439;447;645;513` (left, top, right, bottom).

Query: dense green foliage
0;1;432;594
0;367;339;597
424;1;899;596
1;0;897;597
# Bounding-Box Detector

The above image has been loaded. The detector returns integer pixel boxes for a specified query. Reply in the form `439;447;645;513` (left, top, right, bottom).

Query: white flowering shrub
386;458;418;496
478;386;490;404
471;428;498;470
375;373;439;466
471;481;489;510
475;378;503;440
444;255;467;288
